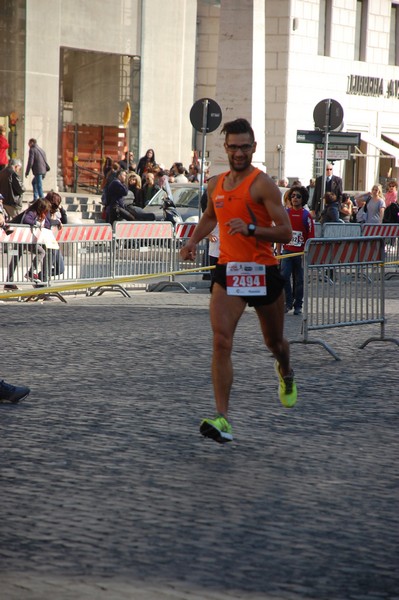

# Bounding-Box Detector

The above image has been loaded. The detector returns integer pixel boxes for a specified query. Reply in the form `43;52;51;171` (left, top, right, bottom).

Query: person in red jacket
279;186;315;315
0;125;9;170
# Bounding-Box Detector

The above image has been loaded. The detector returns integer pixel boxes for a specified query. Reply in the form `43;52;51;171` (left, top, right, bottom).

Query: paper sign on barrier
32;227;59;250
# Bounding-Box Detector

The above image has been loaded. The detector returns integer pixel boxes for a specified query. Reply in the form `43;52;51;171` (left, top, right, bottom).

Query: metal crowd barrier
362;223;399;279
322;223;362;237
173;223;207;272
2;221;399;306
0;224;58;289
0;224;114;296
314;222;322;237
55;223;114;283
291;237;399;360
113;221;174;291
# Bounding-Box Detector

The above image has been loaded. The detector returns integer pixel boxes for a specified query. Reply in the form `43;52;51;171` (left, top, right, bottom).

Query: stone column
206;0;266;175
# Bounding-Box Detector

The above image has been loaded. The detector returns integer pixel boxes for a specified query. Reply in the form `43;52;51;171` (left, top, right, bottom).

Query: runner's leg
255;292;292;376
209;283;246;417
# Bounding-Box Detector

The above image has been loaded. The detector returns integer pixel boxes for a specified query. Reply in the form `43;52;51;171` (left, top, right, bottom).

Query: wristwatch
247;223;256;236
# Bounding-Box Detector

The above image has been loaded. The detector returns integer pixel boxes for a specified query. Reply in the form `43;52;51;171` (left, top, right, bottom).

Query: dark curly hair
221;118;255;143
288;185;309;206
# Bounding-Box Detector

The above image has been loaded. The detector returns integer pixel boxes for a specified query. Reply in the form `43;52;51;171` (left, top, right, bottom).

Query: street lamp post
277;144;283;181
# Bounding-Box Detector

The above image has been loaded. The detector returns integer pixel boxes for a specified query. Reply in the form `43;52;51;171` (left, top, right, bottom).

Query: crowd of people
100;149;202;226
275;168;398;315
278;164;398;226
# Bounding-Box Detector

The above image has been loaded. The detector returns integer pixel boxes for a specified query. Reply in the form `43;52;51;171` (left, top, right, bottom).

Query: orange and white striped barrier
362;223;399;237
174;223;197;239
307;237;383;265
114;221;173;239
55;223;113;242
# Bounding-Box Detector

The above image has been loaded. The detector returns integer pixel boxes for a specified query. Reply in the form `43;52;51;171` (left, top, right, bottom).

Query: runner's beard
228;155;252;172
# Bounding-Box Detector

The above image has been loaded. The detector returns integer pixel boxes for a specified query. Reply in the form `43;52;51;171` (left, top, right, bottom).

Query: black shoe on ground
0;380;30;403
4;284;19;291
294;308;302;315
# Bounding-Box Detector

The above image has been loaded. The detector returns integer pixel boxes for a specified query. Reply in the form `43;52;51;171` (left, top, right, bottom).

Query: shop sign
347;75;399;99
315;148;350;160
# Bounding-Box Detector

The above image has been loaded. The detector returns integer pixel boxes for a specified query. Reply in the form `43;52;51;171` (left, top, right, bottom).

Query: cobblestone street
1;283;398;600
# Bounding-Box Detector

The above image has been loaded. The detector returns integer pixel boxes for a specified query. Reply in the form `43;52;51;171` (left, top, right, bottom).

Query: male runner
180;118;297;444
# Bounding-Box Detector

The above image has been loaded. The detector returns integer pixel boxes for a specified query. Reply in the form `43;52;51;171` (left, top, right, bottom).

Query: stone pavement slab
1;284;398;600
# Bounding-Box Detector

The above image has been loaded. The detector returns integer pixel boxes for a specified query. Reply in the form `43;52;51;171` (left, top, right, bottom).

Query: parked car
143;181;288;222
142;183;204;223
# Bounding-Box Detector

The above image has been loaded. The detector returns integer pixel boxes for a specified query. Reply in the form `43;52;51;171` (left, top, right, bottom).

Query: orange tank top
212;168;278;266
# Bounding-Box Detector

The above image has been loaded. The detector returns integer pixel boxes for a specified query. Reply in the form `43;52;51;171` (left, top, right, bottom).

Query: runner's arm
226;175;292;243
180;179;218;261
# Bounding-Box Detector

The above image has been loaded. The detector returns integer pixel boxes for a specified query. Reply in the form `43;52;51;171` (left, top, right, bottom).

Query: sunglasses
291;193;302;199
225;143;254;152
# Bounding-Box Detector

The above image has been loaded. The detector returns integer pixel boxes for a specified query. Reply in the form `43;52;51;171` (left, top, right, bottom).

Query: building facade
200;0;399;191
0;0;398;193
0;0;197;191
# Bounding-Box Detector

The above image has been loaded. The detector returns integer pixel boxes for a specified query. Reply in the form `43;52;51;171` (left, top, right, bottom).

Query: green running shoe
200;415;233;443
274;361;298;408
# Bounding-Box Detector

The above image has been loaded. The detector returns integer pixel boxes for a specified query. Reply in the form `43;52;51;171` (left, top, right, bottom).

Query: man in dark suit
311;163;343;219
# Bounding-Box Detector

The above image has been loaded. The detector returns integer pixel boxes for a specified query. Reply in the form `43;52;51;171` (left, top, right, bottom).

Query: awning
358;132;399;159
381;133;399;149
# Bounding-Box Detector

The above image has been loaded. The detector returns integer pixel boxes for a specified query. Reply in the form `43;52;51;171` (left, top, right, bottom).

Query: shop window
354;0;368;61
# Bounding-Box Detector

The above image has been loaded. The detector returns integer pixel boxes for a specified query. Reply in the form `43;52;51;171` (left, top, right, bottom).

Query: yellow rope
1;251;396;300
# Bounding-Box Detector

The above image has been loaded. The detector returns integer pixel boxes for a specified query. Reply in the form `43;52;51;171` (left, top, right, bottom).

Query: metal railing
291;236;399;359
74;164;103;194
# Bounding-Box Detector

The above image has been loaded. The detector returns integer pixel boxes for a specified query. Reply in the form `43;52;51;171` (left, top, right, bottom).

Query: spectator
339;193;353;223
142;172;160;206
46;191;67;227
383;193;399;223
103;156;113;179
283;189;292;209
278;177;289;187
0;194;7;226
0;124;9;170
101;161;120;206
384;180;397;207
353;196;367;223
4;198;53;290
356;185;385;224
175;164;189;183
25;138;49;200
279;186;314;315
127;173;144;208
156;169;172;199
45;191;67;277
137;149;156;177
0;158;25;219
313;163;343;220
22;198;53;284
319;192;341;225
306;178;316;209
188;164;200;183
106;170;128;225
170;162;188;183
205;223;219;286
119;150;136;172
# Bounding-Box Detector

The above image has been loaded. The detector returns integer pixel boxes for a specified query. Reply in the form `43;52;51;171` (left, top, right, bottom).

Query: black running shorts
212;263;284;307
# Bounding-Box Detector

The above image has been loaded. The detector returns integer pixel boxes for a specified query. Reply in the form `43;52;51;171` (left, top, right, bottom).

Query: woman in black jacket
136;149;156;177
